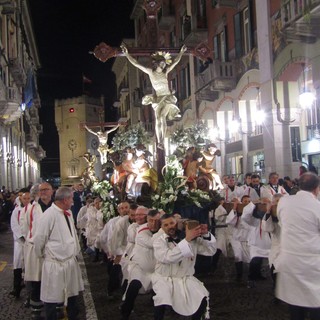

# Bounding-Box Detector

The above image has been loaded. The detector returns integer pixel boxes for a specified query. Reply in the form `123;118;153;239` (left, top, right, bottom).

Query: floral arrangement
91;180;118;223
91;180;112;201
151;155;212;213
100;198;118;223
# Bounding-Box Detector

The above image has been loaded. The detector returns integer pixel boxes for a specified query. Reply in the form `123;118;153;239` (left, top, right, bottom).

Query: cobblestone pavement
84;251;291;320
1;224;290;320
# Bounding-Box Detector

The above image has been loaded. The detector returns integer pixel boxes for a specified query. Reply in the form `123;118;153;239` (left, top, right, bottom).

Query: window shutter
247;0;254;51
213;36;219;60
234;12;242;58
223;25;228;61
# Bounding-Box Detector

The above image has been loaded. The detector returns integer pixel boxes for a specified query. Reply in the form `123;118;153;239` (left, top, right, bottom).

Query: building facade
0;0;45;191
112;0;320;182
55;95;105;186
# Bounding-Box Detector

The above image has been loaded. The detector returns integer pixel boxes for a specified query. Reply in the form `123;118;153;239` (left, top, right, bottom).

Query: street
0;225;290;320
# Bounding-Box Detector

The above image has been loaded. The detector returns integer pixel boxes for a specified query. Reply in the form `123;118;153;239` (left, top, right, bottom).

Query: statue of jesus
121;44;187;149
84;124;120;165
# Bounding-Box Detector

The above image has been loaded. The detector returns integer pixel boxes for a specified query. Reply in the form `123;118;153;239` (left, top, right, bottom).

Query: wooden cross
90;42;212;63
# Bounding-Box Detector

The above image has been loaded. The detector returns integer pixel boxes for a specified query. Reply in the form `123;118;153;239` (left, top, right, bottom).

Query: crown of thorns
151;51;172;65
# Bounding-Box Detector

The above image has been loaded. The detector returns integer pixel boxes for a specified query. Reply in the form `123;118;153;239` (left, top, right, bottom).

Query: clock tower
55;95;104;186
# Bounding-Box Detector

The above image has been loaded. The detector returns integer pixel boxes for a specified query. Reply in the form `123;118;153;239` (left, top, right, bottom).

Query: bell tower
55;95;104;185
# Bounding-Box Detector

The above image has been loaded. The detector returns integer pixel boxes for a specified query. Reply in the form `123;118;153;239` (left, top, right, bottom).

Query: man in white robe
34;187;84;320
23;182;53;318
10;189;30;298
104;201;130;298
120;209;160;320
76;195;93;251
261;193;283;303
219;175;243;202
120;205;147;293
84;197;103;261
276;173;320;320
242;198;271;288
260;172;288;201
211;199;233;273
225;196;252;281
152;213;216;319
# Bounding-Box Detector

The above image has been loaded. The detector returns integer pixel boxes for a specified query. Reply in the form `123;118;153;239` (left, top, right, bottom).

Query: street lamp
299;91;315;109
299;63;315;109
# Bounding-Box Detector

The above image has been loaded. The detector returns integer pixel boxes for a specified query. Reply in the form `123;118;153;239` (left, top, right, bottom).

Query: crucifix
90;0;211;178
80;110;126;165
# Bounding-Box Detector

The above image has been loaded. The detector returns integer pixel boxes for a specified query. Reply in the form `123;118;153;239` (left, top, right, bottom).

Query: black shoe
9;290;20;298
107;294;115;301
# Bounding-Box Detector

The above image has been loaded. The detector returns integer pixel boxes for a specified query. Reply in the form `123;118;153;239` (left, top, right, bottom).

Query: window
213;27;228;62
179;65;191;100
234;0;254;57
290;127;301;162
197;0;207;28
243;7;250;54
170;27;176;47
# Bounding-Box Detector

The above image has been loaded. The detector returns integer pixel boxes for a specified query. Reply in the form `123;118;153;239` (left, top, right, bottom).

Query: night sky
28;0;134;177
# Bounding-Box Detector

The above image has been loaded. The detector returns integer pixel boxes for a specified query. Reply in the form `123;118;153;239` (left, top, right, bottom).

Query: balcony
7;86;20;104
29;106;39;120
195;60;236;93
281;0;320;43
36;124;43;133
307;123;320;140
8;58;26;86
0;86;22;123
26;134;38;149
143;121;154;134
158;6;175;31
34;146;46;161
182;15;208;47
1;0;15;15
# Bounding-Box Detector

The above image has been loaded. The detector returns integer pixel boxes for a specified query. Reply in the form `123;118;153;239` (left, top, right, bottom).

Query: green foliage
171;122;211;149
171;125;189;148
111;123;151;151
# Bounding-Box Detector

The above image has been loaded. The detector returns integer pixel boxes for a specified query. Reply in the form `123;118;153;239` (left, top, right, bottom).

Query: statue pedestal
173;204;210;225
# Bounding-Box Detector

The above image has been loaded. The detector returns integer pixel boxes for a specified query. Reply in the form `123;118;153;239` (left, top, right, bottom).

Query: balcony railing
26;134;38;149
143;121;154;134
8;58;26;86
7;87;20;104
281;0;320;43
182;15;208;47
282;0;319;24
307;123;320;140
195;60;236;92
